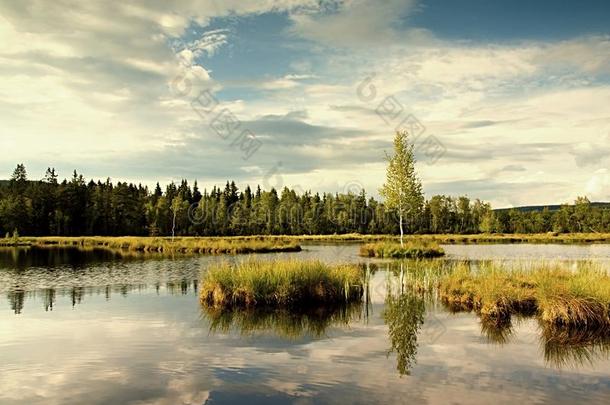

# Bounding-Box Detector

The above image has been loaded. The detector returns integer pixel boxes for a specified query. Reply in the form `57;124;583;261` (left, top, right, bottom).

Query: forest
0;164;609;237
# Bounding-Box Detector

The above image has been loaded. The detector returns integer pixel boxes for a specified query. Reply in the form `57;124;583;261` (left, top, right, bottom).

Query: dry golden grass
3;232;610;250
200;259;364;308
0;236;301;255
359;241;445;259
285;232;610;244
437;261;610;327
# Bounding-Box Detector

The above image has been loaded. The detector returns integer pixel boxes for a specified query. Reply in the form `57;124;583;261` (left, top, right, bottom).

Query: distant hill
495;202;610;213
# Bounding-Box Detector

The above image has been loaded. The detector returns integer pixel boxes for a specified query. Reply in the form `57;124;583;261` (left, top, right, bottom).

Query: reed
288;232;610;244
436;261;610;327
394;233;610;244
200;259;364;308
535;265;610;327
0;236;302;255
283;232;610;244
440;262;537;321
3;232;610;249
359;241;445;259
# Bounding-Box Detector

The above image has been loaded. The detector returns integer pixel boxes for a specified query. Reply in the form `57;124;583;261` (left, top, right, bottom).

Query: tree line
0;164;608;237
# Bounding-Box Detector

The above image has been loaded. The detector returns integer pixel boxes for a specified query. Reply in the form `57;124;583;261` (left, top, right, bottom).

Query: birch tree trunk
399;212;404;247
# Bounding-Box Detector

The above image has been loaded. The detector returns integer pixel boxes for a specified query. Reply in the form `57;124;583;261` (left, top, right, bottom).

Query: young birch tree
380;131;424;246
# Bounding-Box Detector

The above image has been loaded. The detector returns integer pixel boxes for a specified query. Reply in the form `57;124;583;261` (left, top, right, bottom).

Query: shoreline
2;232;610;249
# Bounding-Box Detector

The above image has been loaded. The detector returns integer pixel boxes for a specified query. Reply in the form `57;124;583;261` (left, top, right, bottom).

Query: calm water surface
1;244;610;404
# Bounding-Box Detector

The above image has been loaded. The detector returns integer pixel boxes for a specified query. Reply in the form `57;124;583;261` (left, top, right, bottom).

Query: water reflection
0;246;131;269
480;316;515;345
383;292;425;376
389;258;610;371
203;303;365;339
5;280;199;314
2;246;610;404
541;323;610;369
443;243;610;260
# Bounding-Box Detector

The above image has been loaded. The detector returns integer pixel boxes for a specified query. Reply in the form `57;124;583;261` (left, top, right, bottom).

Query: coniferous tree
1;164;609;237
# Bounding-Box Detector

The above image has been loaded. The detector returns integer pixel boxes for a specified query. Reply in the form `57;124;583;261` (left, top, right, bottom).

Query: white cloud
586;169;610;201
289;0;424;47
0;1;609;207
258;73;316;90
224;36;610;206
0;0;314;179
189;29;230;57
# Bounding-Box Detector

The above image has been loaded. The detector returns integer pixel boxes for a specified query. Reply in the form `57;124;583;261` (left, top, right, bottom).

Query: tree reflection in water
383;269;426;376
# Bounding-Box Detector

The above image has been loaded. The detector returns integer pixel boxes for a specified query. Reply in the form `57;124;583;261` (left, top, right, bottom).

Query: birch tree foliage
380;131;425;224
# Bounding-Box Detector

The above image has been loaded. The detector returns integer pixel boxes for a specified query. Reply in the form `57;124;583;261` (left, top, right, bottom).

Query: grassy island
200;259;364;308
435;262;610;328
359;241;445;259
0;236;302;255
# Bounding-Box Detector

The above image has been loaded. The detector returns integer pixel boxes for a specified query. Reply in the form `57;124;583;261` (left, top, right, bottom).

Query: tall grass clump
359;241;444;259
200;259;364;308
440;262;537;322
534;264;610;327
438;261;610;328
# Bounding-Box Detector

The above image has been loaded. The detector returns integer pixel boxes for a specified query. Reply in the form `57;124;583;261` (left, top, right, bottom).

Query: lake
1;244;610;404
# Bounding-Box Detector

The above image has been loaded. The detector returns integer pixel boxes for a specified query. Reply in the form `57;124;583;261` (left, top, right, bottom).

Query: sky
1;0;609;208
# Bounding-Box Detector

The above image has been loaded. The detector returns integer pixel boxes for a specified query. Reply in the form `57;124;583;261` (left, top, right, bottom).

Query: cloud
499;164;527;172
460;120;511;129
586;169;610;201
288;0;425;48
570;135;610;167
1;1;610;208
533;35;610;75
437;141;567;164
425;178;569;208
0;0;316;178
187;28;231;58
258;74;316;90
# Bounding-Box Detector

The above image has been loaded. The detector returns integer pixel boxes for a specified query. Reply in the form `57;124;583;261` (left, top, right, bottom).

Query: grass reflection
540;323;610;369
390;258;610;369
202;303;365;339
480;316;515;345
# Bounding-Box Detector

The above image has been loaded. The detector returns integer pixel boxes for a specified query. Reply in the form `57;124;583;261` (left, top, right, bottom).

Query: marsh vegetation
394;259;610;333
359;241;445;258
0;236;302;255
200;259;364;308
